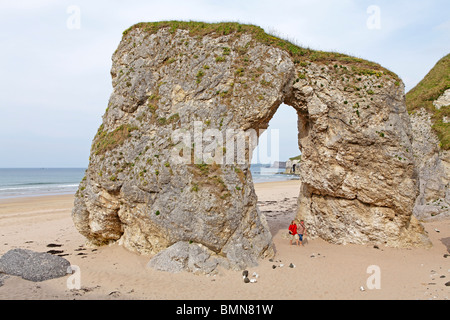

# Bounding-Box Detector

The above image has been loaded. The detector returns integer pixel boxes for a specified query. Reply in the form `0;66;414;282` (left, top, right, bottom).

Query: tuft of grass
289;155;302;161
215;56;226;62
196;70;205;83
191;183;199;192
92;124;138;155
168;113;180;123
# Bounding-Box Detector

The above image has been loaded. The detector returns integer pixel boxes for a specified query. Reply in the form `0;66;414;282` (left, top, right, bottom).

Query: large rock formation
73;22;430;273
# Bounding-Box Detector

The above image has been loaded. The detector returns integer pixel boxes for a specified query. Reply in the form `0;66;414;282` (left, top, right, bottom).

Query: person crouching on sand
288;220;298;245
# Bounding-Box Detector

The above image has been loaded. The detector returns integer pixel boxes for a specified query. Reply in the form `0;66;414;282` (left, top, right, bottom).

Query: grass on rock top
406;53;450;150
406;54;450;114
122;21;399;81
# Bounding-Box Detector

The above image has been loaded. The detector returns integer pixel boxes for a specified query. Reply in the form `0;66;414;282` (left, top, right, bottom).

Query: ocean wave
0;184;79;191
0;181;76;187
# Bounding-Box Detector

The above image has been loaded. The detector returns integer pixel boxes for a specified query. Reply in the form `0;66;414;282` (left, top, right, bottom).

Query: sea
0;165;298;199
0;168;86;200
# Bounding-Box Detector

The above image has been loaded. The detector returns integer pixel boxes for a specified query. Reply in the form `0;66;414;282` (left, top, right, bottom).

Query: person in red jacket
288;220;297;245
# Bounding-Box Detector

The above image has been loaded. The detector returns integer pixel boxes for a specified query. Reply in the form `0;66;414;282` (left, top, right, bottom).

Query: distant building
284;155;301;175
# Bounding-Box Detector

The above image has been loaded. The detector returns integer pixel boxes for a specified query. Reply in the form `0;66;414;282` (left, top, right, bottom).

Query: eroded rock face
73;24;430;274
287;64;429;247
410;107;450;221
433;89;450;110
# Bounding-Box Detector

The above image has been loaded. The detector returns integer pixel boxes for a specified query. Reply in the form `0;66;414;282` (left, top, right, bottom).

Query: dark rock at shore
0;248;71;282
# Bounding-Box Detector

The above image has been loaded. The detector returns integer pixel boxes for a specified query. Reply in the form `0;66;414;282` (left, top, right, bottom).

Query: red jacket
289;224;297;235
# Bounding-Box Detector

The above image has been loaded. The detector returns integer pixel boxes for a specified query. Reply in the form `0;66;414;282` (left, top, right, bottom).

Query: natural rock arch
73;22;430;273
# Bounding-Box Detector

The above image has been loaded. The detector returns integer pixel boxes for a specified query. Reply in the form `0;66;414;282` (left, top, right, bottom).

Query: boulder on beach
146;241;220;275
0;248;71;282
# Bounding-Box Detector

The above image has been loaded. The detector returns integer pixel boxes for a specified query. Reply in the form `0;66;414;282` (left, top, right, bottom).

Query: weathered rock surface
433;89;450;110
0;249;71;282
288;64;429;247
410;107;450;220
146;241;221;274
73;22;430;274
0;274;8;287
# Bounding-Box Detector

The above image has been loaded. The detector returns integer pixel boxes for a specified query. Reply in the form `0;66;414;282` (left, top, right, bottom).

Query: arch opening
250;103;303;244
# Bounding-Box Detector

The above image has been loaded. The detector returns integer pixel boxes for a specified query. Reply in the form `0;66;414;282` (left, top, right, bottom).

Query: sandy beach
0;179;449;300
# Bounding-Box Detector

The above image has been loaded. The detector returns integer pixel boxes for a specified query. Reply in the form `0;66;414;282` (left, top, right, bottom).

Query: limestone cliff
409;107;450;220
73;22;430;274
407;54;450;220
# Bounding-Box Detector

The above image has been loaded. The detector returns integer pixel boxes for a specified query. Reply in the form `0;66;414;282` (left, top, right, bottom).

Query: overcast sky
0;0;448;167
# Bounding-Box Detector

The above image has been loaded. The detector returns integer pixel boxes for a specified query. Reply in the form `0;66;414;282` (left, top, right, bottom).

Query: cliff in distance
407;54;450;220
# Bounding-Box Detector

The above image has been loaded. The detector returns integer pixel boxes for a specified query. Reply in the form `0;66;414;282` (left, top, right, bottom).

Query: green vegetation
196;70;205;83
222;47;231;56
433;105;450;150
168;113;180;123
157;117;167;125
191;183;199;192
122;21;399;80
92;124;138;155
215;56;226;62
235;67;244;77
195;163;210;175
406;54;450;150
406;54;450;113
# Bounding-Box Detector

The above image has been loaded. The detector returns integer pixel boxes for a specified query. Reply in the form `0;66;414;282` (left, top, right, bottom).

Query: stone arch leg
284;64;430;248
